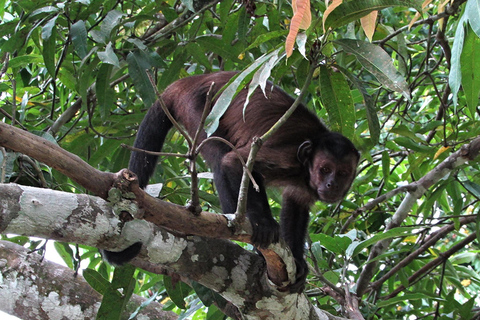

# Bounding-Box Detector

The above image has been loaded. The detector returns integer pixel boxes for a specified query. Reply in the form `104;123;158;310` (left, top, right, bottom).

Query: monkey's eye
338;170;349;177
320;167;331;174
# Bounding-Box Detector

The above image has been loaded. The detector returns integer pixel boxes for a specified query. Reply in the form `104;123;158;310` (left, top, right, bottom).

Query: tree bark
0;240;177;320
0;183;347;320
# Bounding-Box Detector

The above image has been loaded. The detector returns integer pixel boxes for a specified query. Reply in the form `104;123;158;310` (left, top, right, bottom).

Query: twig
382;232;477;300
121;143;189;159
356;136;480;297
187;82;216;214
234;59;316;223
0;147;6;183
146;71;193;150
368;215;476;293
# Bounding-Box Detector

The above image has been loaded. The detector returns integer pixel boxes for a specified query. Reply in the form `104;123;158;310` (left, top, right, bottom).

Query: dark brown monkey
103;71;359;292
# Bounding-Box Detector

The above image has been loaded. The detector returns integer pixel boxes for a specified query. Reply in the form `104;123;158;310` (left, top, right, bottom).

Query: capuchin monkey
102;71;359;292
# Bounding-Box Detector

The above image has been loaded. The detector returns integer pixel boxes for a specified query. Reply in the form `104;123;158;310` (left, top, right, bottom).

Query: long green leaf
352;226;416;257
460;25;480;117
83;268;111;295
70;20;88;59
164;275;192;309
97;265;137;320
324;0;422;31
42;16;57;77
335;39;410;99
205;48;282;135
95;64;115;122
318;65;355;139
450;16;467;107
127;51;156;108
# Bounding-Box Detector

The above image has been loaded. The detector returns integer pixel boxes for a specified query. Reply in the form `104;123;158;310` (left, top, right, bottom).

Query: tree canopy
1;0;480;319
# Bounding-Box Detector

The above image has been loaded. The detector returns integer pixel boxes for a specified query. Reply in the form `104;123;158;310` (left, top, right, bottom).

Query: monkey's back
162;72;328;171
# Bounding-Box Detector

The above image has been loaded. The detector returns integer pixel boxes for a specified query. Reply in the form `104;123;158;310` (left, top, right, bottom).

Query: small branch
356;136;480;297
195;136;258;189
234;60;316;223
147;71;193;150
121;143;189;159
0;147;6;183
0;122;113;199
368;215;476;293
144;1;221;44
187;82;216;214
382;232;477;300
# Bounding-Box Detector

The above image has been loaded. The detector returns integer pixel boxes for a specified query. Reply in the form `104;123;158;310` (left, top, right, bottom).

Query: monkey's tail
129;100;174;188
102;101;173;266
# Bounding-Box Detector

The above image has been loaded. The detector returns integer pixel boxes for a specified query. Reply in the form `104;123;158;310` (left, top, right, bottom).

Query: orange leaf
408;0;431;29
434;146;450;160
361;10;378;42
323;0;343;32
286;0;311;58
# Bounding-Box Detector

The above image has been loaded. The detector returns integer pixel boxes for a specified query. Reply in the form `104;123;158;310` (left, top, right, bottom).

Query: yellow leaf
408;0;432;29
437;0;451;30
433;146;450;160
361;11;378;42
461;279;471;287
323;0;343;32
286;0;311;58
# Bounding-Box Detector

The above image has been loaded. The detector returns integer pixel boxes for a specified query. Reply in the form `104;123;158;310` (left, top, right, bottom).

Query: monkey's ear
297;140;313;165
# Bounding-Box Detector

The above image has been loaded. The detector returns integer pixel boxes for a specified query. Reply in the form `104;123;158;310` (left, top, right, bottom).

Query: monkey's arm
280;190;312;292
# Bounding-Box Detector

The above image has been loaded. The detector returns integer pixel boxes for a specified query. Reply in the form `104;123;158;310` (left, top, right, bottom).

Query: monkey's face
308;150;358;203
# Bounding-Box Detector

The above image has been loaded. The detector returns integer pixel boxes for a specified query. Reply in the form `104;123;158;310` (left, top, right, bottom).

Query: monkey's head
298;133;359;203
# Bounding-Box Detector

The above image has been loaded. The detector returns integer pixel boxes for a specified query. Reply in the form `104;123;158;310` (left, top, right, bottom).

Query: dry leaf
361;10;378;42
286;0;312;57
323;0;342;32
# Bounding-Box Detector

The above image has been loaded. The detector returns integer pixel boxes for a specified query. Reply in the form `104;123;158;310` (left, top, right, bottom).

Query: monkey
102;71;359;292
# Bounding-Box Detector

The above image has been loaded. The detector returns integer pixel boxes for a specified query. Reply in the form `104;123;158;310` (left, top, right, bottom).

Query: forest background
1;0;480;319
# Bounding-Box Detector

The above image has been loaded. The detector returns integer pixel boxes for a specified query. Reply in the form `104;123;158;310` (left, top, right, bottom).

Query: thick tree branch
0;183;345;319
0;240;177;320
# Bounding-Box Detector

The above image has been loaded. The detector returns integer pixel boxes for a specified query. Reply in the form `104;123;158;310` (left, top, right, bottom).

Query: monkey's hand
249;215;280;248
288;258;308;293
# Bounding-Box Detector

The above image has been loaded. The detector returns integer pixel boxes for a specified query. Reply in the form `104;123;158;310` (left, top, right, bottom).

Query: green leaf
324;0;422;31
100;10;125;42
164;275;192;309
191;281;227;308
97;265;136;320
450;16;467;107
205;47;283;135
394;137;431;153
462;180;480;198
382;150;390;182
95;63;115;122
196;35;241;63
352;227;416;256
41;16;57;77
53;242;74;269
466;0;480;37
127;51;156;108
186;42;212;70
98;42;120;68
70;20;88;59
335;39;410;99
460;25;480;117
311;234;352;254
244;30;288;52
337;65;380;144
318;65;355;140
377;292;443;308
83;268;110;295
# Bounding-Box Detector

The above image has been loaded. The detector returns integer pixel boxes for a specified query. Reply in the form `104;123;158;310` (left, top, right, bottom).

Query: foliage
1;0;480;319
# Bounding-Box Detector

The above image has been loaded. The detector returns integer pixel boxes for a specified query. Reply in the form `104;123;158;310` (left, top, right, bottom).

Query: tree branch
0;240;177;320
356;136;480;296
